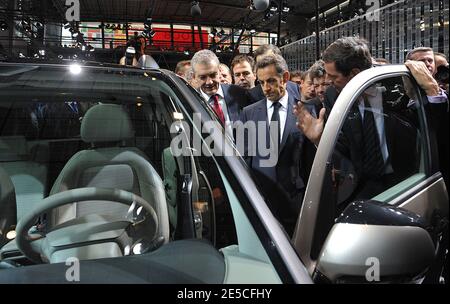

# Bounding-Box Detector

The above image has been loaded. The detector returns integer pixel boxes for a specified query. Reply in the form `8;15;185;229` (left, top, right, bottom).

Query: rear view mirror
315;201;436;283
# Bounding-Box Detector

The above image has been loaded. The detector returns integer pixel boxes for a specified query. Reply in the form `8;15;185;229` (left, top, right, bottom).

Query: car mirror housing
314;201;436;283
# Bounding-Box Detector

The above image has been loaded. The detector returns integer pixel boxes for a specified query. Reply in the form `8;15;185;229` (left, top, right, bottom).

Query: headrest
81;104;134;143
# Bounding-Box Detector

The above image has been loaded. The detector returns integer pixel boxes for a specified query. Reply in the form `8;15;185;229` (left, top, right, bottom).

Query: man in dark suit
191;49;249;138
240;54;305;234
295;37;427;201
248;44;301;103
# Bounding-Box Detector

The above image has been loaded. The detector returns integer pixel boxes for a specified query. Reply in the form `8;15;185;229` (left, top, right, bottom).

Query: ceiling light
253;0;270;11
191;1;202;17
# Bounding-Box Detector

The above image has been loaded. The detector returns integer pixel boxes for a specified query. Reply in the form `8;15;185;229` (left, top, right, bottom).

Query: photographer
406;48;449;191
119;46;138;66
119;32;146;67
434;52;449;93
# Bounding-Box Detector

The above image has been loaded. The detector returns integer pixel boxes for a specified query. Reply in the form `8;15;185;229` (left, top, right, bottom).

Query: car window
0;67;175;219
168;92;283;282
327;75;427;208
306;74;430;259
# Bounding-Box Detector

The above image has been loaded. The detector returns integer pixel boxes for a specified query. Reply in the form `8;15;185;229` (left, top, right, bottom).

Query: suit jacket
248;81;300;104
200;84;250;124
335;94;417;199
240;93;305;215
41;102;83;138
294;87;338;185
220;84;251;123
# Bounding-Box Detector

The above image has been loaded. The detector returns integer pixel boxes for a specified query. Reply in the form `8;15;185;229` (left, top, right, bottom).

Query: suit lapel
254;100;269;151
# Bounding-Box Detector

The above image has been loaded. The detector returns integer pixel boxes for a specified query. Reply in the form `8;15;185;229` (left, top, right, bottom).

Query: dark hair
322;37;373;76
254;44;282;59
231;54;255;71
255;54;288;77
406;47;434;61
290;70;304;80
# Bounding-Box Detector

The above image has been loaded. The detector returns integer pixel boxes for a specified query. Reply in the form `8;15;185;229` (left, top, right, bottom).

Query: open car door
294;65;448;283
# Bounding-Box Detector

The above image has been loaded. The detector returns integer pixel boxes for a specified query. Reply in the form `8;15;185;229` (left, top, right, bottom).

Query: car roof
0;58;165;74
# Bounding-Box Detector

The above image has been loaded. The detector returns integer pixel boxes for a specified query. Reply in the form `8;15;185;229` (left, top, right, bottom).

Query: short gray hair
219;63;231;74
255;54;288;77
185;66;194;82
308;60;326;80
406;47;434;61
191;49;220;74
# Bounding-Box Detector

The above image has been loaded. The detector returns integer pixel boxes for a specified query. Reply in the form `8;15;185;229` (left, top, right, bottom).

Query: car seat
48;103;169;243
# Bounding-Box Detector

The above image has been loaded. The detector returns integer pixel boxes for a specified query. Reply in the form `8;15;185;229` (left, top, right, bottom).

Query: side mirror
315;200;436;283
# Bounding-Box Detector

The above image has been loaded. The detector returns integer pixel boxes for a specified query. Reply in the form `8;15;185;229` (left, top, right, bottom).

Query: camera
435;64;449;84
125;47;136;66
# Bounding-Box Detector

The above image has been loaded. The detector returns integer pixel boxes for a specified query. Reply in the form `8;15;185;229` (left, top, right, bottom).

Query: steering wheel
16;188;159;264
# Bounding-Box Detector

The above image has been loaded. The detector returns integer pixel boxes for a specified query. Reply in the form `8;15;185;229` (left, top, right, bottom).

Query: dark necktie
270;101;281;144
362;97;385;179
210;94;225;126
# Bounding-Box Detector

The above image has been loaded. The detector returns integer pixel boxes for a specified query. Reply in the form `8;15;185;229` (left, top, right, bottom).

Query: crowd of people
171;37;449;233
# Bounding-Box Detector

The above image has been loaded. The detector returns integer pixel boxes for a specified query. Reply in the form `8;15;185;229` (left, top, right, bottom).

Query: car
0;61;447;284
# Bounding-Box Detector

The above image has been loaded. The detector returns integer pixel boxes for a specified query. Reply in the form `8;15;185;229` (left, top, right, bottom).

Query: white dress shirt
267;92;289;143
200;85;233;137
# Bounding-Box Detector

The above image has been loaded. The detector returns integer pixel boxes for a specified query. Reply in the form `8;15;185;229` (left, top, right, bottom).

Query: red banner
151;28;210;51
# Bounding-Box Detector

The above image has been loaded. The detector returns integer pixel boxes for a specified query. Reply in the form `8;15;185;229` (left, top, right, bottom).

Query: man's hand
293;102;326;146
405;60;440;96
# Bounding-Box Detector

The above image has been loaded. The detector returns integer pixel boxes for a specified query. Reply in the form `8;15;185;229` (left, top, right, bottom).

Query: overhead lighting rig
262;0;290;22
143;18;156;38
